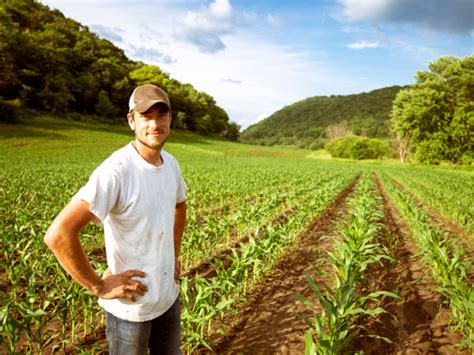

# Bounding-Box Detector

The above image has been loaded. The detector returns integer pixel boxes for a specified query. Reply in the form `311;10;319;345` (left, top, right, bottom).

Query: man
45;84;187;354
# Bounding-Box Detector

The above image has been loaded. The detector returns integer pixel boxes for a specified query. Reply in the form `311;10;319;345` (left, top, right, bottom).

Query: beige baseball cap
128;84;171;113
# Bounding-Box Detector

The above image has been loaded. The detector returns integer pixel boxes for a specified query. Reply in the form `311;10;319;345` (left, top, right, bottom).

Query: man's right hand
95;270;148;302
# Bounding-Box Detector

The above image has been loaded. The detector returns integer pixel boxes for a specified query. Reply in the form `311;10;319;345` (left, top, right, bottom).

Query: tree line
0;0;240;139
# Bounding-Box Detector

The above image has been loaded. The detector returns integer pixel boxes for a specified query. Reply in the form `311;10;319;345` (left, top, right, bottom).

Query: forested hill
240;86;404;149
0;0;239;138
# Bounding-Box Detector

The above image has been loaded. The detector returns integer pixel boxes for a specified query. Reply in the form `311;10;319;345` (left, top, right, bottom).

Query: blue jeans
105;297;181;355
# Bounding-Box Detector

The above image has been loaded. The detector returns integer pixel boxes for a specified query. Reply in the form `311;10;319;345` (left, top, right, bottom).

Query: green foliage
224;122;240;141
241;86;403;148
350;138;387;160
94;90;117;118
2;118;472;352
391;55;474;165
325;136;387;160
326;136;361;159
0;0;239;137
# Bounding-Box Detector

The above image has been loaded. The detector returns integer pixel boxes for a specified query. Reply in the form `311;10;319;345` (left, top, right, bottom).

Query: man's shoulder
162;149;179;164
96;143;134;178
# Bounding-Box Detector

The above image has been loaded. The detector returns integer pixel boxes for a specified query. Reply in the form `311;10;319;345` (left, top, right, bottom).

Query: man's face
128;104;171;151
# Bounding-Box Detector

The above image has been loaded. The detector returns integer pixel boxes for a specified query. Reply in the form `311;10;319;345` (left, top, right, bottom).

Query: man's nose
148;119;157;129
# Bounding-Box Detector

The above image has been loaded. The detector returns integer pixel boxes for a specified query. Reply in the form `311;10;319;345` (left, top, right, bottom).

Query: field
1;117;473;354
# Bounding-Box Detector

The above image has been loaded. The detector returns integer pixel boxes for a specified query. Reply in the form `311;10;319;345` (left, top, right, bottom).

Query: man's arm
173;201;187;281
44;199;147;301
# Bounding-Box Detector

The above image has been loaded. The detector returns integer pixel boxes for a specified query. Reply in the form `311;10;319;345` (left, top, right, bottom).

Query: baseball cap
128;84;171;113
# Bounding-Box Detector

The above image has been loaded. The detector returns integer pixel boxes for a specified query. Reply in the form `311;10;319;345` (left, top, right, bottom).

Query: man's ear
127;112;135;131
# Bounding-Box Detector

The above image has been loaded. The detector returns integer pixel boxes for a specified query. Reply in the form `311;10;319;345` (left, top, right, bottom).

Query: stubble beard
136;133;168;151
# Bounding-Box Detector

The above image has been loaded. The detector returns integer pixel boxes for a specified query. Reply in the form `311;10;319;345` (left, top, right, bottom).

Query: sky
40;0;473;129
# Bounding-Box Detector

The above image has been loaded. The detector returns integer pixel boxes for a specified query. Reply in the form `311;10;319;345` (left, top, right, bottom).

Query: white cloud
209;0;232;17
347;40;381;49
391;41;439;65
128;46;177;64
339;0;389;21
337;0;474;33
176;0;255;53
159;34;366;128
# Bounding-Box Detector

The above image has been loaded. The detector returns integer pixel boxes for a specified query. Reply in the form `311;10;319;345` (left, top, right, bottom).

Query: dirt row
69;172;471;354
209;173;471;354
182;176;347;281
352;174;469;354
207;175;361;353
72;176;359;353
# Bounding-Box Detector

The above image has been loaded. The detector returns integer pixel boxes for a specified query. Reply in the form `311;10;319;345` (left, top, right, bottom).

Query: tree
391;55;474;164
225;122;240;141
94;90;116;118
326;121;351;140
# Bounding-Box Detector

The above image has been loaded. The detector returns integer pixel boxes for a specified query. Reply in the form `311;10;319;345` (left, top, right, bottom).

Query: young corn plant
381;174;473;349
180;173;357;352
297;174;397;354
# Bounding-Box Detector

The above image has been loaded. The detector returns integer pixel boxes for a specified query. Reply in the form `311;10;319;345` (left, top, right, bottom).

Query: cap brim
134;100;170;113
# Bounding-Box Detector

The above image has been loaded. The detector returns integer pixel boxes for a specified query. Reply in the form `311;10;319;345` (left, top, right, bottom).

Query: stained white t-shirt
73;142;187;322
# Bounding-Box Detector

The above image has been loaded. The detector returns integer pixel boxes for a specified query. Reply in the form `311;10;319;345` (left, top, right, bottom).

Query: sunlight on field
1;118;473;353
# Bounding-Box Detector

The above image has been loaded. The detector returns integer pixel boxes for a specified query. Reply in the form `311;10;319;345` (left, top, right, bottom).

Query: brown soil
390;177;474;281
351;174;470;354
208;174;361;354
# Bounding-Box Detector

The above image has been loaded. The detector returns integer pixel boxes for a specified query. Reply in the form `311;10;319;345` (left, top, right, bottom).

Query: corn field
1;119;473;353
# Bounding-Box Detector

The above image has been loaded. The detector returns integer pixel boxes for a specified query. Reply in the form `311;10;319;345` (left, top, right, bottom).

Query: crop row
379;166;473;234
379;173;474;349
297;174;396;353
0;154;358;353
182;170;349;269
180;172;358;352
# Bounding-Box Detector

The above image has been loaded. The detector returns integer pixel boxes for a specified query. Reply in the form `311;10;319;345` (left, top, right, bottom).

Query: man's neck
132;140;163;167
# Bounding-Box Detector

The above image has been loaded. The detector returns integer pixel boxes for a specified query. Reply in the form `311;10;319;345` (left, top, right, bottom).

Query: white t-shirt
73;142;187;322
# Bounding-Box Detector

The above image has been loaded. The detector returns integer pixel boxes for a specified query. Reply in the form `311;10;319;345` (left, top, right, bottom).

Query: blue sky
40;0;473;128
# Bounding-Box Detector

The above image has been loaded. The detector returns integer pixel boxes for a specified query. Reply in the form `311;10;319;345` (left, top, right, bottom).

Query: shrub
326;136;387;160
349;138;386;159
325;135;362;158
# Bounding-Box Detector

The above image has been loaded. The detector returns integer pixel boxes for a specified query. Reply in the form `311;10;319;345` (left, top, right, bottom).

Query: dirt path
352;174;469;354
209;175;360;354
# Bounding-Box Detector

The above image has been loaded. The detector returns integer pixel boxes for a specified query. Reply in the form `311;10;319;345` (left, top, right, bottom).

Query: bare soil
351;174;470;354
208;175;361;354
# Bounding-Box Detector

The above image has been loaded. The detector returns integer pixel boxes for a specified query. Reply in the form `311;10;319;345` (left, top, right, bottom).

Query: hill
0;0;238;138
240;86;404;149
